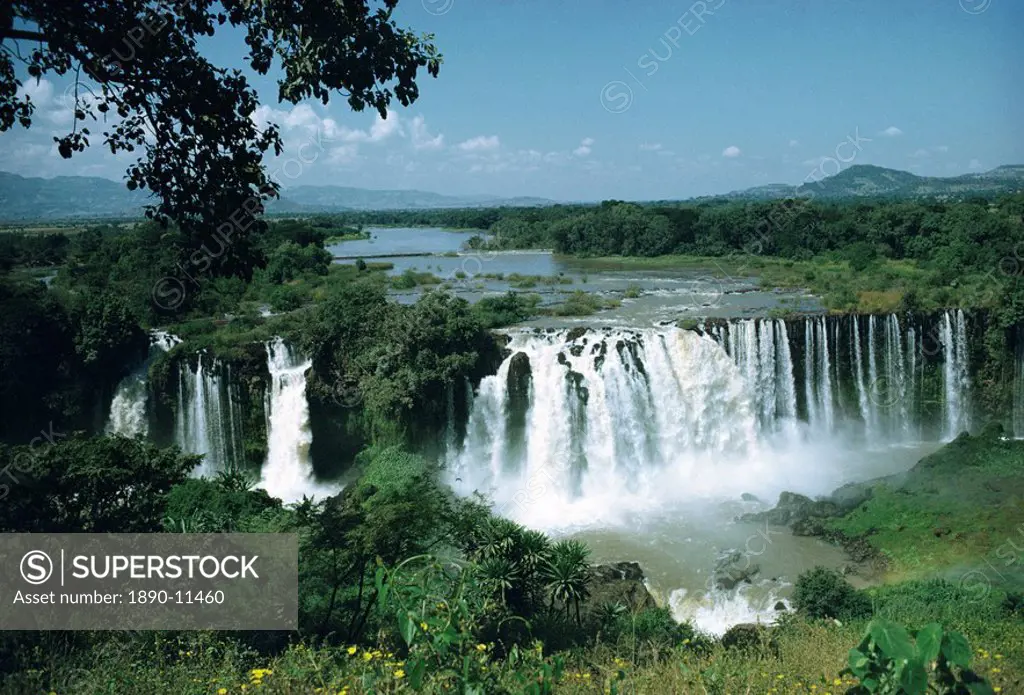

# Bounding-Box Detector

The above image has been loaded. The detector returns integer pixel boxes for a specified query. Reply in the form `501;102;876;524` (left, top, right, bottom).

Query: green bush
793;567;872;621
841;619;993;695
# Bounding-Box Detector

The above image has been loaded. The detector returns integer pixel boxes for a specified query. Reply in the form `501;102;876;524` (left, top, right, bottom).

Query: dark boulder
587;562;657;616
721;623;776;654
566;327;587;343
712;550;760;591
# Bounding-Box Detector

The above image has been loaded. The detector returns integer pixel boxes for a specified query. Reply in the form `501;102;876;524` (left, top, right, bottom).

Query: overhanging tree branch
0;29;48;42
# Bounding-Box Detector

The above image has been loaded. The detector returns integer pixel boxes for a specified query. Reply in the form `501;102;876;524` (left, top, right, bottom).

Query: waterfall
260;338;331;502
816;316;835;432
850;317;874;442
883;314;910;439
941;310;971;440
173;353;246;476
451;327;780;526
1014;325;1024;438
720;319;798;433
802;316;835;434
105;331;180;437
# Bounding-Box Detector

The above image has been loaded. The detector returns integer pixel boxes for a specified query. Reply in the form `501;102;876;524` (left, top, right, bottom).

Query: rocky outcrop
739;491;841;527
738;485;885;575
712;550;760;591
587;562;657;615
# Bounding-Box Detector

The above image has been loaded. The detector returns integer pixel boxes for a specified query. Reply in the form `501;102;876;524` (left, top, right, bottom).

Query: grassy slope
827;429;1024;585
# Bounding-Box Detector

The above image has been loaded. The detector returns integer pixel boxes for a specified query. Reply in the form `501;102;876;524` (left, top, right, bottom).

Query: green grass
827;431;1024;583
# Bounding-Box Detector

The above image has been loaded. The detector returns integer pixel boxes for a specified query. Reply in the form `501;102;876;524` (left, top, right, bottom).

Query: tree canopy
0;0;441;279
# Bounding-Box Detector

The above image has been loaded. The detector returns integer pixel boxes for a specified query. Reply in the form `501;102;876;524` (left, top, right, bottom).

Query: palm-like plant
475;517;524;561
544;539;592;624
477;555;517;608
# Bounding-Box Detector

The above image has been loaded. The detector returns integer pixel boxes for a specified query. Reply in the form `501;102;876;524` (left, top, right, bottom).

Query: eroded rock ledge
587;562;658;616
738;483;886;572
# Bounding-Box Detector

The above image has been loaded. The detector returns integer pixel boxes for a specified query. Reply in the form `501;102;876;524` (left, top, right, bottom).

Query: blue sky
2;0;1021;201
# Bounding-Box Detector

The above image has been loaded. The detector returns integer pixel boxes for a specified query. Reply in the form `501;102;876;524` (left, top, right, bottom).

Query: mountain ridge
1;164;1022;222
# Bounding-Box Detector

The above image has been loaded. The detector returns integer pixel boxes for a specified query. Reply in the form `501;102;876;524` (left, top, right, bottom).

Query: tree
0;435;198;532
544;539;592;624
1;1;441;282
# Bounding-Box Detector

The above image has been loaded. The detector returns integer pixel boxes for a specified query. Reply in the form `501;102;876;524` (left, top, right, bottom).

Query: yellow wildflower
420;622;429;630
218;690;227;695
395;669;405;679
362;651;373;662
347;646;357;655
476;643;487;652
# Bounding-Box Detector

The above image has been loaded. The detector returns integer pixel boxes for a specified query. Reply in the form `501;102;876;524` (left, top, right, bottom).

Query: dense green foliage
792;567;873;622
2;0;441;281
0;434;1016;694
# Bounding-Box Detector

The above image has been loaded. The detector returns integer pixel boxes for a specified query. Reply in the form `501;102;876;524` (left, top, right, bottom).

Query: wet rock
568;344;585;357
741;493;760;502
507;352;531;413
587;562;657;617
566;327;587;343
712;550;760;591
739;491;840;527
774;601;787;611
567;370;589;405
829;482;874;512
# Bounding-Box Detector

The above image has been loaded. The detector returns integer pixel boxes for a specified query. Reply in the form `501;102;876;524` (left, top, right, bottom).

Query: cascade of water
105;332;180;437
721;319;799;433
850;317;873;442
941;310;971;440
1015;325;1024;438
260;337;331;502
804;320;818;426
883;314;911;439
907;323;918;439
774;321;798;421
449;327;764;525
817;316;835;432
866;315;881;440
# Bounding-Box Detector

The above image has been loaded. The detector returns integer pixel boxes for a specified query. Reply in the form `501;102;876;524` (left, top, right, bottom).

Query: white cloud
573;137;595;157
911;148;931;159
410;115;444;150
969;158;982;170
934;145;949;153
880;126;903;137
457;135;500;152
640;142;663;152
789;139;799;147
722;145;741;158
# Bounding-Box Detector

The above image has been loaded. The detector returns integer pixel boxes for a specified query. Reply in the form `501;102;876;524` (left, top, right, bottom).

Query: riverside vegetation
2;196;1024;693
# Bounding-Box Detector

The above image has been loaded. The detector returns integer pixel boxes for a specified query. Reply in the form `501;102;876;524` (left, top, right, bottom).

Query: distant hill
275;185;551;212
718;164;1024;201
2;164;1022;222
0;171;150;220
0;171;553;221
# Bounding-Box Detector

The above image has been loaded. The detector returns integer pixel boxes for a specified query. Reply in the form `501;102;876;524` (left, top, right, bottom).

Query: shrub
842;619;993;695
1001;591;1024;617
793;567;872;621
